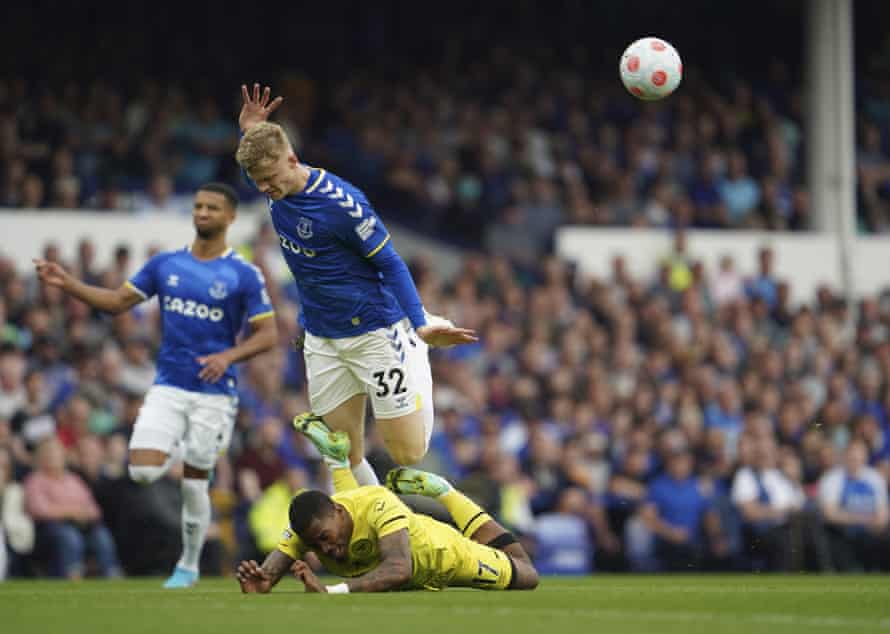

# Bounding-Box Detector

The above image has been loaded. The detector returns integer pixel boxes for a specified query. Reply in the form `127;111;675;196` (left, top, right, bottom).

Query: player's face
301;509;350;562
248;153;299;200
192;191;234;239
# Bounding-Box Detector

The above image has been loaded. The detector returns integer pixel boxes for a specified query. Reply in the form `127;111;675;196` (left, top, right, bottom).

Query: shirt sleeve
242;263;275;323
277;526;307;560
127;254;163;300
23;475;54;520
327;189;427;328
327;190;392;259
869;471;889;512
731;469;757;505
367;488;411;539
818;470;843;508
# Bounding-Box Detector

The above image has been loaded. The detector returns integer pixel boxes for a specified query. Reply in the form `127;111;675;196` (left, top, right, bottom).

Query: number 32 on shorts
372;367;407;398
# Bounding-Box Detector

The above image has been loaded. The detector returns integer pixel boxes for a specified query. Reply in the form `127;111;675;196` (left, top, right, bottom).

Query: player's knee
387;440;427;466
128;463;167;484
380;412;430;464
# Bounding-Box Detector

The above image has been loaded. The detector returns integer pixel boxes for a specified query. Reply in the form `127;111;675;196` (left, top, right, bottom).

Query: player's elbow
512;562;540;591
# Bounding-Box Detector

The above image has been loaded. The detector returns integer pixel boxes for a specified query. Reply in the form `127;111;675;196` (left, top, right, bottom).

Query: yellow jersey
277;486;511;590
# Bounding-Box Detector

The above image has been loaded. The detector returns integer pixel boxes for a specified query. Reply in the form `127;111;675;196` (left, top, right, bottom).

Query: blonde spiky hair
235;122;290;173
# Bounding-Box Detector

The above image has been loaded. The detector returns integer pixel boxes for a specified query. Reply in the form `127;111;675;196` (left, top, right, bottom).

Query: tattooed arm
236;550;295;593
345;529;413;593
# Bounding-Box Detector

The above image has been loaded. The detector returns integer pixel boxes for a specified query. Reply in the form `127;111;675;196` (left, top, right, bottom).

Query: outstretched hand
239;83;283;132
236;559;273;594
33;259;71;290
415;323;478;348
291;560;326;593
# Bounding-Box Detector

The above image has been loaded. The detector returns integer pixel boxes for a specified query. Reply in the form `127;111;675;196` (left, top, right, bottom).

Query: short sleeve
868;471;889;512
327;190;391;259
366;488;411;538
731;469;757;505
127;254;163;300
242;263;275;323
277;525;306;560
818;470;842;508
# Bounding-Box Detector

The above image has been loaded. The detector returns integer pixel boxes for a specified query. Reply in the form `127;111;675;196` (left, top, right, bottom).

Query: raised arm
34;259;142;315
236;550;295;594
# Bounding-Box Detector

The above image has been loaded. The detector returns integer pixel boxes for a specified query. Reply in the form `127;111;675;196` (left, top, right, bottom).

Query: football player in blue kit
33;182;278;588
235;84;477;486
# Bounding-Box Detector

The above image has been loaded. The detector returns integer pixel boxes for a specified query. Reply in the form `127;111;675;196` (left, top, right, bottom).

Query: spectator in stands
711;255;745;308
20;174;45;208
640;446;728;571
236;418;287;492
719;151;761;226
532;487;594;575
246;467;309;556
0;446;33;579
731;436;804;571
24;436;121;578
704;379;744;455
819;439;890;571
132;173;190;214
746;246;779;309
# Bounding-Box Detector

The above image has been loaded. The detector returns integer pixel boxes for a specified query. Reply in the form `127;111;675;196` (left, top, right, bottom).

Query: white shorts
129;385;238;470
304;318;434;439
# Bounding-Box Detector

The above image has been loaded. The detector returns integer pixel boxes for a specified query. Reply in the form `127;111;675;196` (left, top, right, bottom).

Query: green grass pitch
2;575;889;634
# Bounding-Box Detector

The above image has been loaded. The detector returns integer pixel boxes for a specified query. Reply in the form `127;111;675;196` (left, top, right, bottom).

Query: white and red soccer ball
620;37;682;101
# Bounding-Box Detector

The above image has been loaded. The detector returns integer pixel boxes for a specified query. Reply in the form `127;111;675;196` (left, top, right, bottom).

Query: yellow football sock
439;489;491;537
331;466;359;492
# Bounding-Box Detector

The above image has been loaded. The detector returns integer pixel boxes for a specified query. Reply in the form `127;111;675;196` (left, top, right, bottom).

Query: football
619;36;682;101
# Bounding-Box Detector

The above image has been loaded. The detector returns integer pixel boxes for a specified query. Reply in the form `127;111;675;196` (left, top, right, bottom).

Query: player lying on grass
235;414;539;593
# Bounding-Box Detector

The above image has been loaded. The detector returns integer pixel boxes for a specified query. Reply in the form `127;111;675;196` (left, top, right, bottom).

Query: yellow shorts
448;538;514;590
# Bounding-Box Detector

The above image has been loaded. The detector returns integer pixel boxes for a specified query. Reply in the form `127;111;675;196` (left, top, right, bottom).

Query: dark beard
195;226;218;239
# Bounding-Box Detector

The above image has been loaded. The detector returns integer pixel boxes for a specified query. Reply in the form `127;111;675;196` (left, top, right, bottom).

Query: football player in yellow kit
235;414;539;593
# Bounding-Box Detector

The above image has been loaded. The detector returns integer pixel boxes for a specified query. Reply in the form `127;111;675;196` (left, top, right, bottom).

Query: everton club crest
297;217;313;240
209;280;228;300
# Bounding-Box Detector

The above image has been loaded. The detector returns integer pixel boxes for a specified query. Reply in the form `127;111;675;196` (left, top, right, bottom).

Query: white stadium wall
1;208;464;283
556;227;890;305
5;210;889;305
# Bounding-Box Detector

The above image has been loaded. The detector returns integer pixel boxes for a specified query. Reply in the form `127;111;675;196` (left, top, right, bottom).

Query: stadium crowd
8;59;890;240
1;226;889;579
0;51;828;246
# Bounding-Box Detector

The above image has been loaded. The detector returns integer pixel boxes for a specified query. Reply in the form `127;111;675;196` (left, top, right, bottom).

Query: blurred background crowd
4;0;890;580
2;229;890;578
4;1;890;244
